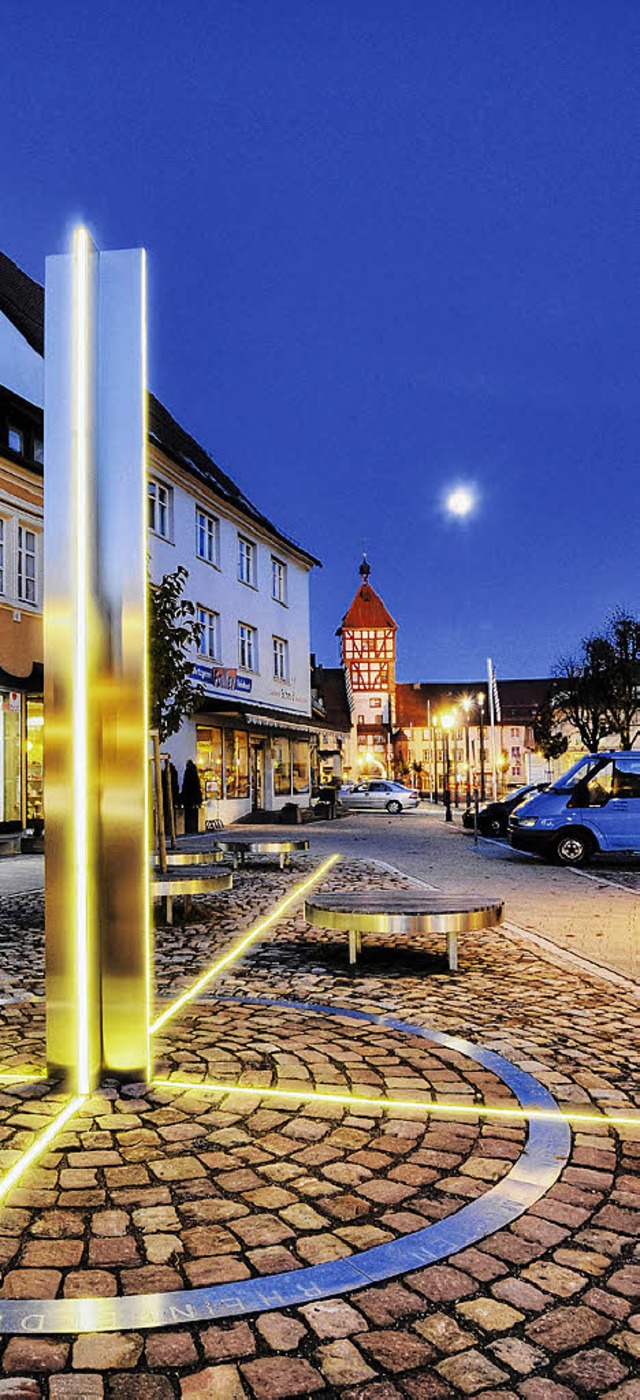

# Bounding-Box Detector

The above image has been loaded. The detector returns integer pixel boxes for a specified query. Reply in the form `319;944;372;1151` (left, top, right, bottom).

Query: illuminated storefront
195;715;311;820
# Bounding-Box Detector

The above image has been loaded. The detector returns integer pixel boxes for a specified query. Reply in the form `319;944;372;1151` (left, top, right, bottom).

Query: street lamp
462;696;472;807
432;714;439;803
441;712;455;822
476;692;486;802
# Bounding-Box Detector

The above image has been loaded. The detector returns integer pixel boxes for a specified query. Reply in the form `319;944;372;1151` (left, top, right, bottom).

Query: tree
551;636;611;753
149;565;203;742
602;607;640;750
533;698;568;764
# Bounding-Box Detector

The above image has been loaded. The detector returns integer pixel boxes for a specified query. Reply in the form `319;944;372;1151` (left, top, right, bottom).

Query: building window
225;729;249;799
8;428;23;455
238;536;257;587
197;606;221;661
238;622;257;671
292;740;309;794
271;557;287;604
17;526;36;604
196;725;223;799
0;519;4;596
273;737;292;796
273;636;289;681
33;438;44;465
196;508;219;566
148;479;171;538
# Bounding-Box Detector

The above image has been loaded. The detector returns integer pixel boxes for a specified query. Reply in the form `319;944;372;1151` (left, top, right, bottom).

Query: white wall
0;313;44;408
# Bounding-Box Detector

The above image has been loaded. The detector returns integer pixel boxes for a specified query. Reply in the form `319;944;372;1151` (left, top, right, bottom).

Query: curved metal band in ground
0;1001;570;1335
305;900;504;936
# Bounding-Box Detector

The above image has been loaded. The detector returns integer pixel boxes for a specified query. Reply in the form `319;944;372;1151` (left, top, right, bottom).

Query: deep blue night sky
3;1;638;680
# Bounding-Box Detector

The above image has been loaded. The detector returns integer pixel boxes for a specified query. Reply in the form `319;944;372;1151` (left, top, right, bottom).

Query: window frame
238;535;257;588
238;621;258;672
17;522;37;605
148;478;172;540
272;635;289;682
196;604;221;662
195;507;220;568
7;427;23;455
271;556;288;605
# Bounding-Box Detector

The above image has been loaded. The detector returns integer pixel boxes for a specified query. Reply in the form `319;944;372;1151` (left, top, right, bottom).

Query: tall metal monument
44;229;150;1093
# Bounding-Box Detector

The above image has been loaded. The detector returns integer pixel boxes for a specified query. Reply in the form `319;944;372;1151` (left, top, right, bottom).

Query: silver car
340;780;420;815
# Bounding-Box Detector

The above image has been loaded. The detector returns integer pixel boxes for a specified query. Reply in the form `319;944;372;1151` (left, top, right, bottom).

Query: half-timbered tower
337;557;397;777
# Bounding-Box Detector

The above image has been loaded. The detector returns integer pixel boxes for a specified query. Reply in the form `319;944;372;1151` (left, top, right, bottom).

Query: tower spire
359;553;371;583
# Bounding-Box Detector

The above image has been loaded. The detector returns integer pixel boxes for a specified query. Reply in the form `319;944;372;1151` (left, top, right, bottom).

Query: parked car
340;780;420;814
462;784;548;838
509;752;640;865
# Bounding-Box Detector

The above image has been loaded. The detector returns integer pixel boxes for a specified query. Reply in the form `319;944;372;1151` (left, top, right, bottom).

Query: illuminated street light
440;712;455;822
477;691;487;801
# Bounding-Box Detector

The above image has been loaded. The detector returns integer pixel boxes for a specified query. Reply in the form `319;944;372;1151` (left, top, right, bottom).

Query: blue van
509;751;640;866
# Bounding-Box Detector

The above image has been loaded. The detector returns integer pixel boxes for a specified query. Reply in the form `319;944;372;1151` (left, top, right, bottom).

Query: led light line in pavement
150;854;340;1035
153;1076;640;1128
0;1096;85;1207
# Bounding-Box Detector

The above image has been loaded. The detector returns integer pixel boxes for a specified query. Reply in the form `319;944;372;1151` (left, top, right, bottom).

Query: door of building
250;742;264;810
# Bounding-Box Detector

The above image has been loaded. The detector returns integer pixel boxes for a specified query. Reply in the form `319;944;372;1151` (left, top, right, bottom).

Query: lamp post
432;714;439;803
462;696;472;807
477;691;486;802
441;712;454;822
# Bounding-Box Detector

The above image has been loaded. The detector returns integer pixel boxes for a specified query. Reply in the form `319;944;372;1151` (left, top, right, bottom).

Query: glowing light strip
0;1072;46;1083
153;1077;640;1128
141;248;152;1085
150;854;340;1034
0;1096;85;1207
72;226;92;1096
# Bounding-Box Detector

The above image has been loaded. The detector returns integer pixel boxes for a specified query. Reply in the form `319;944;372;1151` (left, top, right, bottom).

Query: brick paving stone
451;1247;509;1282
600;1385;640;1399
299;1298;367;1338
316;1338;376;1386
520;1261;588;1298
457;1298;525;1331
408;1264;476;1302
184;1253;251;1285
352;1283;425;1325
584;1288;632;1321
610;1330;640;1360
202;1321;256;1361
119;1264;182;1294
255;1313;307;1351
0;1270;62;1299
49;1379;104;1398
107;1380;175;1400
526;1305;613;1352
400;1376;456;1399
342;1385;404;1400
358;1329;434;1371
240;1356;325;1397
2;1340;68;1374
413;1313;476;1353
489;1337;547;1374
72;1334;143;1370
492;1278;553;1312
609;1266;640;1298
553;1248;611;1276
89;1236;141;1266
180;1367;248;1399
145;1331;198;1368
63;1268;117;1297
21;1240;83;1268
0;1383;43;1400
518;1383;578;1399
436;1348;509;1394
553;1348;629;1392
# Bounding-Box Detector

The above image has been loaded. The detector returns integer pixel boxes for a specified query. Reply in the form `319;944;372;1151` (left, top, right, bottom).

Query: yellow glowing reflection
152;1078;640;1129
150;855;340;1035
0;1096;85;1207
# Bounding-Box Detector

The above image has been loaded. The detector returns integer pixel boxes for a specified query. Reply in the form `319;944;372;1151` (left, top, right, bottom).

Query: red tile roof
338;583;397;634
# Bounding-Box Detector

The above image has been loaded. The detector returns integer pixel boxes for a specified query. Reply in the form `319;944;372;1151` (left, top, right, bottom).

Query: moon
444;484;477;519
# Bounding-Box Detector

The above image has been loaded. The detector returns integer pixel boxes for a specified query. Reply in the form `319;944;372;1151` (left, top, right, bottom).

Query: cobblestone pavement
0;847;638;1397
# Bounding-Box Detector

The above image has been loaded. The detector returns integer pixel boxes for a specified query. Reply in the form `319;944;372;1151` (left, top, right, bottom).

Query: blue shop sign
192;664;252;695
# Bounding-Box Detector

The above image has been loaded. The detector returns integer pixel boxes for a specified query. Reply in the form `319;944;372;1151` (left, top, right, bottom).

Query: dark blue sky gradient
3;1;638;679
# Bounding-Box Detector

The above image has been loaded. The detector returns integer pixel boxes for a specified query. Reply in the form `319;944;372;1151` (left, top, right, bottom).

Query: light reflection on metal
44;229;149;1090
150;854;340;1035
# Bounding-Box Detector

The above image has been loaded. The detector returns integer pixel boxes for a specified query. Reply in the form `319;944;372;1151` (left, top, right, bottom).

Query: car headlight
517;817;538;827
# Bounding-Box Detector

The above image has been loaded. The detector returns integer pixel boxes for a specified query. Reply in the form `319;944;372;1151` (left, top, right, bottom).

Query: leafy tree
551;636;611;752
602;607;640;750
533;698;568;763
149;565;203;742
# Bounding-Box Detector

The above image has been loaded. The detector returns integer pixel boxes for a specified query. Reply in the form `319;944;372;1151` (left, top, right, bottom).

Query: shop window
195;508;219;566
0;698;21;824
225;729;249;799
26;699;44;822
292;740;309;794
17;526;36;604
196;725;223;799
273;737;292;796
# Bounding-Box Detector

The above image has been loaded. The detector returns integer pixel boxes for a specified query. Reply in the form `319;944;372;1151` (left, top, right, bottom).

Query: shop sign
192;664;252;695
3;692;20;713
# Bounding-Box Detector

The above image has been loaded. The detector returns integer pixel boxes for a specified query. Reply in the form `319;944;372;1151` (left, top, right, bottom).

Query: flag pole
487;658;498;800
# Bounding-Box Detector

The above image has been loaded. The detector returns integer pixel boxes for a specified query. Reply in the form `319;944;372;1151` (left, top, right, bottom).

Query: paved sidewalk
0;851;637;1396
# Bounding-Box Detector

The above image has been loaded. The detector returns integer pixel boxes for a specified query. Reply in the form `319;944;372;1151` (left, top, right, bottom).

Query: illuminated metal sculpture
44;229;150;1091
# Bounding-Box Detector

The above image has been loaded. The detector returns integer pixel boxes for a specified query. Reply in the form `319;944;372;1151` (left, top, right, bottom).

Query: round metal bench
304;890;504;970
212;837;309;870
152;865;232;924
